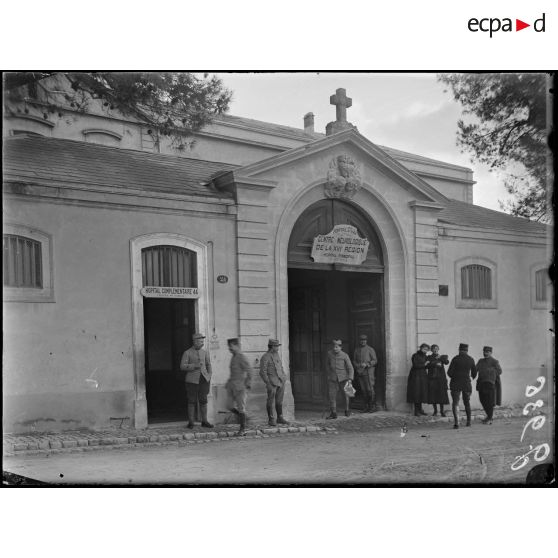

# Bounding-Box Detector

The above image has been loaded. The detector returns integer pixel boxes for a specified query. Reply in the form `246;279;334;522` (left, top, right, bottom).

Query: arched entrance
287;199;386;411
130;233;209;429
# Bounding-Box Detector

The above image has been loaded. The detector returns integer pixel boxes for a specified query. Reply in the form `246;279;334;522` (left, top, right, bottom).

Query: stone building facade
3;76;552;433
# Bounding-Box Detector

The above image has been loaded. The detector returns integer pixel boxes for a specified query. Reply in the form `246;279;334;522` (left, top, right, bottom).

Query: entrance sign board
311;225;369;265
141;286;199;298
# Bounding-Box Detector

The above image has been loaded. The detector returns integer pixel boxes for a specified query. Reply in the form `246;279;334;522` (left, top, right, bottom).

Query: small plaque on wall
217;275;228;284
439;285;449;296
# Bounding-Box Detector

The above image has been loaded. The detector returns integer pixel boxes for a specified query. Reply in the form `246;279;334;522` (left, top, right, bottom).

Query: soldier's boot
326;405;337;419
187;404;196;429
236;412;247;436
452;404;459;428
276;404;289;425
440;404;446;417
465;400;472;426
369;396;378;413
200;404;214;428
432;404;438;416
414;403;421;417
267;403;276;426
344;395;351;417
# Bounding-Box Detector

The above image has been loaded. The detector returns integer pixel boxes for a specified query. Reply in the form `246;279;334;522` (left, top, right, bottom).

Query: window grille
461;264;491;300
3;234;43;288
141;245;197;287
535;269;547;302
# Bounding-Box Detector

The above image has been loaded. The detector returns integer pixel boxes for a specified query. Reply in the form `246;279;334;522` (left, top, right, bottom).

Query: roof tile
3;136;237;199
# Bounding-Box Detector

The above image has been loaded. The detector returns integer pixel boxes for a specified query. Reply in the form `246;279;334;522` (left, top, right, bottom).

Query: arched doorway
287;199;386;411
130;233;209;429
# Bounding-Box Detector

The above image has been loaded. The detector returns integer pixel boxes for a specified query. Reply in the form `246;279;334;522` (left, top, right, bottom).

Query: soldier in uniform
259;339;289;426
180;333;213;429
475;346;502;425
226;338;253;436
326;339;354;419
353;334;378;413
447;343;477;429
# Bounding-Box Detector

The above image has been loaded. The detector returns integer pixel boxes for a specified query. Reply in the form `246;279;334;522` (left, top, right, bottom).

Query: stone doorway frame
274;181;411;412
129;233;209;429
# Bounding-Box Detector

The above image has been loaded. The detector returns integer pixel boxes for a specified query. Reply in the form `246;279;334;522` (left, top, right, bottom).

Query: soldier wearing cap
353;334;378;413
226;338;253;436
180;333;213;429
326;339;354;419
259;339;289;426
475;346;502;424
447;343;477;429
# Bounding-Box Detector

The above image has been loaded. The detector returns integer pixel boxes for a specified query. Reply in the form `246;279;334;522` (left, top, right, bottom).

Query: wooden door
288;285;325;406
348;274;385;409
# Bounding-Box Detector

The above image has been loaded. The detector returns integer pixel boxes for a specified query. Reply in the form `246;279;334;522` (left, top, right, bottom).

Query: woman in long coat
407;343;430;416
426;344;450;416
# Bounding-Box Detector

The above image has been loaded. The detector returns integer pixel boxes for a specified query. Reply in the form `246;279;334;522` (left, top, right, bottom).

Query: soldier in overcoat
353;334;378;413
326;339;354;419
259;339;289;426
426;344;450;416
406;343;430;416
226;338;253;436
447;343;477;429
180;333;213;429
475;346;502;424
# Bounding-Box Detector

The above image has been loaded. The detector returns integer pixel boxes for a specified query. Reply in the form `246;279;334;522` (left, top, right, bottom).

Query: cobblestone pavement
3;406;525;457
3;415;553;485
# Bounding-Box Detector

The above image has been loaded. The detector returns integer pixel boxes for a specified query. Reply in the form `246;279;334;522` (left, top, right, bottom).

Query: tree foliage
438;73;550;222
4;72;232;148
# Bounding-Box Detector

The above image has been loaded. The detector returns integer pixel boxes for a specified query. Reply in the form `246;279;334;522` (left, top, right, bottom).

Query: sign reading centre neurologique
311;225;369;265
141;286;199;298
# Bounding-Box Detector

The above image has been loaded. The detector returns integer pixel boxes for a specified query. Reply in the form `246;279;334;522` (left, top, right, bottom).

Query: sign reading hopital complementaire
311;225;369;265
141;286;199;298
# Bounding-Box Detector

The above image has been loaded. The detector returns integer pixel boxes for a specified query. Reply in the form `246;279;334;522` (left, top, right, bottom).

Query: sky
216;72;514;212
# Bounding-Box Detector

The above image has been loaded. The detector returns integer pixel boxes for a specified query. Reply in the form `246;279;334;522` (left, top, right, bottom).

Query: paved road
3;417;553;485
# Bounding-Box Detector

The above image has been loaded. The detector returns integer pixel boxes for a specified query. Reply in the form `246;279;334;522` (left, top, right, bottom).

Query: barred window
3;234;43;288
535;269;547;302
142;245;197;287
461;264;491;300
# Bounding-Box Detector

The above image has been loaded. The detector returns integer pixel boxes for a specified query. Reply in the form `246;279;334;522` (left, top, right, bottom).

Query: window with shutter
3;234;43;288
461;264;491;300
455;257;497;309
535;269;547;302
141;245;197;287
3;224;54;302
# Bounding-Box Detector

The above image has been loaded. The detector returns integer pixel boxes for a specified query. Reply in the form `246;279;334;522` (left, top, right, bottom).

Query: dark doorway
144;298;195;423
288;268;385;411
287;198;386;413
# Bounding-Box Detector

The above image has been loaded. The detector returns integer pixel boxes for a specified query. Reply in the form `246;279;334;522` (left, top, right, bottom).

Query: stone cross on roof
326;88;356;136
330;88;352;123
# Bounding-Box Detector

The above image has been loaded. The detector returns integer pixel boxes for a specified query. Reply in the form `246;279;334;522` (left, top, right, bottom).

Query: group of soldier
180;334;290;437
179;332;502;436
407;342;503;429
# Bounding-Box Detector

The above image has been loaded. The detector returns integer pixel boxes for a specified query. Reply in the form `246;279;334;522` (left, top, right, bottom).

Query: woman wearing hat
406;343;430;416
426;344;450;416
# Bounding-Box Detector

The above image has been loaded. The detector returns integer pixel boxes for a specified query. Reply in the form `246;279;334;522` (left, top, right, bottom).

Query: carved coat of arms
325;154;362;199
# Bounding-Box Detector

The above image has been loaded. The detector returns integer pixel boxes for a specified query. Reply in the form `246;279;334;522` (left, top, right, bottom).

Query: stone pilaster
409;201;444;347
